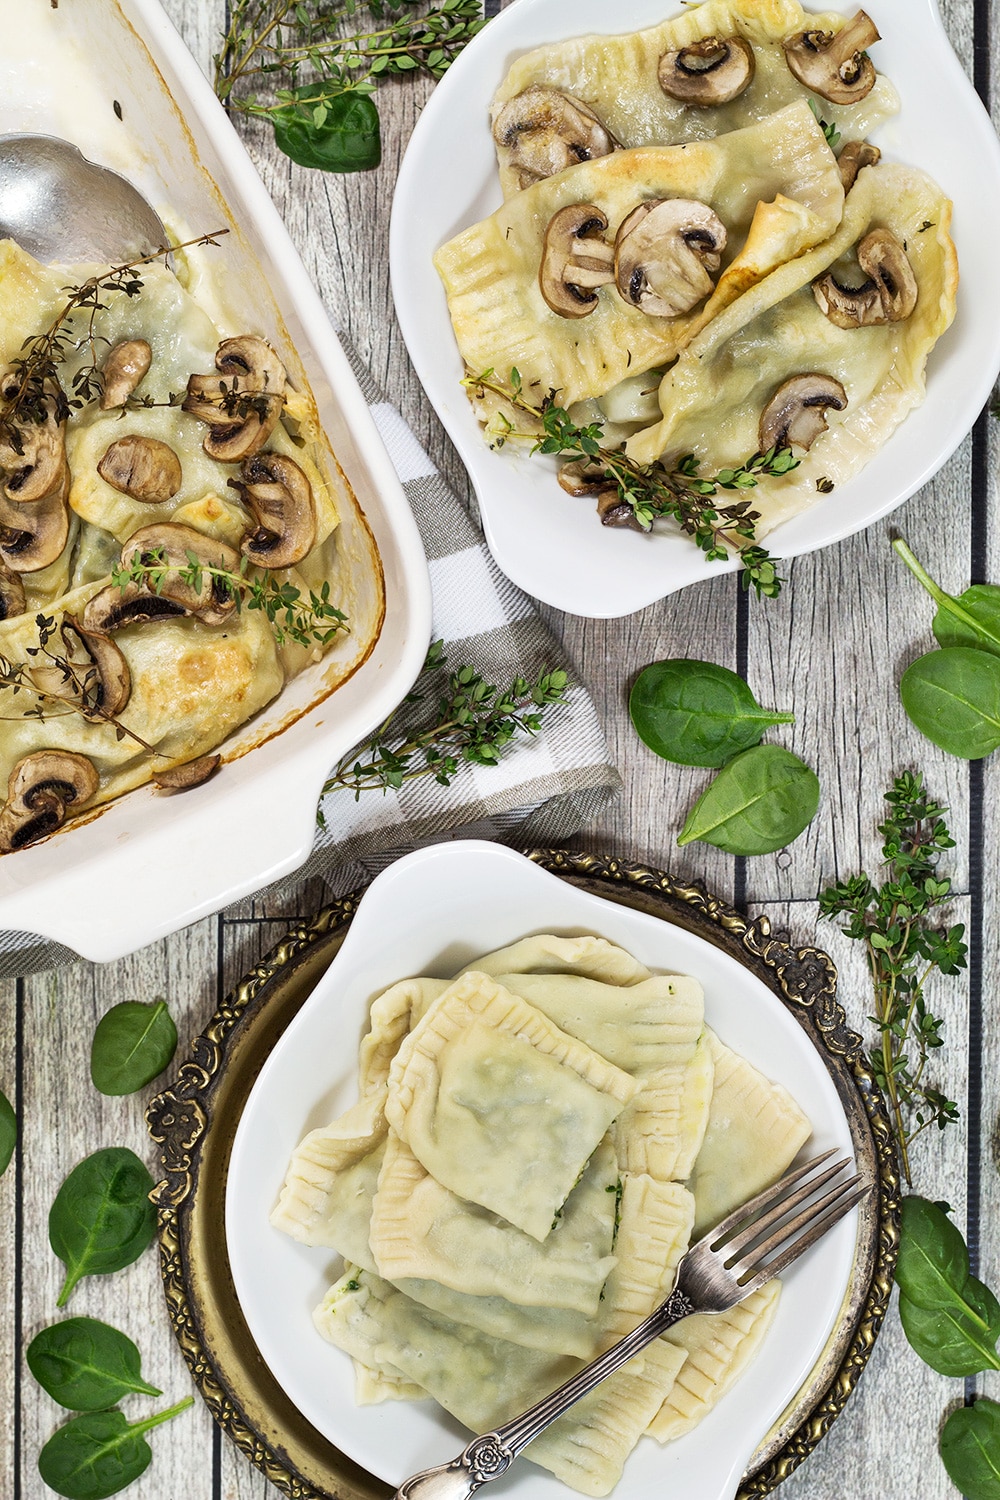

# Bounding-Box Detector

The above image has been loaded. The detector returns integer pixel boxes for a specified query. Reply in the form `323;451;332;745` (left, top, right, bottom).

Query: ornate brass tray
146;850;900;1500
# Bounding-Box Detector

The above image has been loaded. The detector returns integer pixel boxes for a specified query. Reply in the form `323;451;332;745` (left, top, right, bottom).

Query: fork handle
393;1287;695;1500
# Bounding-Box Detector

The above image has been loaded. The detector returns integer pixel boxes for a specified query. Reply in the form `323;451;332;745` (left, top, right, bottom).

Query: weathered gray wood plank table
1;0;996;1494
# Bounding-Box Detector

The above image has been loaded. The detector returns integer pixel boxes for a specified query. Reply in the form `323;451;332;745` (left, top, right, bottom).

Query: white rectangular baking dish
0;0;432;962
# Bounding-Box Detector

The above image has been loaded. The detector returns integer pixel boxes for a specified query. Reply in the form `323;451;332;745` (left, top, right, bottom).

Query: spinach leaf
272;86;381;172
90;999;177;1097
0;1086;14;1178
37;1396;193;1500
900;647;1000;759
895;1197;1000;1375
677;744;820;855
629;659;794;767
940;1400;1000;1500
49;1148;156;1308
894;538;1000;656
27;1318;161;1411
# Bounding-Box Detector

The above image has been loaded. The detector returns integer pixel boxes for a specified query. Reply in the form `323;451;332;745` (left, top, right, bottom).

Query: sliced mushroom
84;522;242;632
812;228;917;328
783;10;880;105
183;335;286;463
614;199;727;318
0;463;70;573
658;36;755;105
29;615;132;721
0;750;99;853
837;139;881;193
493;87;616;190
539;206;616;318
98;435;182;504
231;452;316;569
596;489;644;530
153;754;221;792
0;565;25;621
558;460;644;531
100;339;152;409
0;391;66;503
758;374;848;453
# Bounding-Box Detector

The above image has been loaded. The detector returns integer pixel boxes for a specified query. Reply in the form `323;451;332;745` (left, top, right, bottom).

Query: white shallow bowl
391;0;1000;617
228;840;859;1500
0;0;432;962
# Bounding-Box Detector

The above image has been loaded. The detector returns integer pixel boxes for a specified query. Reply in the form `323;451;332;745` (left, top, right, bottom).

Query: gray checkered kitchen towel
0;336;621;978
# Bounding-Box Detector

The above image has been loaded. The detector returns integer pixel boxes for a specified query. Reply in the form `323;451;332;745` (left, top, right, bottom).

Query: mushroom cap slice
98;435;182;504
82;583;189;633
812;228;917;328
0;564;25;621
153;754;221;792
758;374;848;453
58;615;132;720
100;339;152;409
0;462;70;573
539;205;615;318
118;522;243;626
182;335;287;463
493;87;616;190
596;490;644;530
0;750;99;853
783;10;880;106
658;36;755;106
232;452;317;569
0;394;66;503
837;140;881;193
614;199;727;318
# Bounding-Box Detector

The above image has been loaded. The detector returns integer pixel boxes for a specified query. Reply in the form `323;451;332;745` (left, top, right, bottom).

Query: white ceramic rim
390;0;1000;617
0;0;432;962
226;840;859;1500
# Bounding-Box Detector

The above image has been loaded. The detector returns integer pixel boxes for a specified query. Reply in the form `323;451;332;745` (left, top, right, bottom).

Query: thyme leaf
464;367;791;599
818;771;965;1184
321;638;568;805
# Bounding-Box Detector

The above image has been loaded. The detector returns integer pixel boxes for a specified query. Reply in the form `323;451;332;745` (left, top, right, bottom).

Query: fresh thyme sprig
0;231;229;444
464;368;793;599
818;771;966;1184
111;549;349;651
0;614;152;751
215;0;485;172
322;639;568;802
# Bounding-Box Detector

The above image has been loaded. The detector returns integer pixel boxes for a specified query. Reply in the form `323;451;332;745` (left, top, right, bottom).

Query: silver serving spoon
0;134;167;264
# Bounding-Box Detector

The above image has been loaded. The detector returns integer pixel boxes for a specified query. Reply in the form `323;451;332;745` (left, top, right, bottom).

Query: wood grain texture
2;0;991;1495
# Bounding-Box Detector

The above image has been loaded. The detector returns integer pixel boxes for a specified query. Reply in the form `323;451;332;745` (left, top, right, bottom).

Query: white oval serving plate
0;0;432;963
391;0;1000;618
227;840;859;1500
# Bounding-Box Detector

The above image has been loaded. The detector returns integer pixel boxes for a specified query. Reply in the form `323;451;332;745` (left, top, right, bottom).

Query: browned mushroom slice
596;490;644;530
493;87;616;189
232;452;316;569
100;339;152;409
758;374;848;453
98;435;182;504
0;392;66;503
82;584;188;633
0;564;25;621
813;228;917;328
558;460;644;532
84;522;242;632
783;10;880;105
153;754;221;792
837;140;881;193
0;750;99;853
29;615;132;721
539;206;616;318
658;36;755;105
614;199;727;318
182;335;287;463
0;463;70;573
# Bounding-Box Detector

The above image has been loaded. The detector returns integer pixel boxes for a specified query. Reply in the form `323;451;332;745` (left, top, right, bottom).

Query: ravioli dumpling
613;1031;715;1180
269;1091;386;1247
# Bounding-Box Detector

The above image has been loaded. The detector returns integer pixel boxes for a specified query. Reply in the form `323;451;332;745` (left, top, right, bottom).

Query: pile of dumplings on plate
271;933;813;1496
434;0;959;539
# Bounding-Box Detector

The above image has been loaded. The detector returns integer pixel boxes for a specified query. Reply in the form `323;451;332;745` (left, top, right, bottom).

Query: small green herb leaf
940;1400;1000;1499
677;744;820;855
49;1148;156;1307
37;1396;193;1500
629;658;793;767
272;86;380;172
0;1086;15;1178
900;647;1000;759
90;1000;177;1097
27;1318;162;1411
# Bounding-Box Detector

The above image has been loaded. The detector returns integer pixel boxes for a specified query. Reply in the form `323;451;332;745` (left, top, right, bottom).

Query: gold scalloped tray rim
145;849;900;1500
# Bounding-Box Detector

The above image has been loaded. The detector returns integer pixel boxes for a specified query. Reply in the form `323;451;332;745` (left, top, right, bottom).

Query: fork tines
707;1149;869;1290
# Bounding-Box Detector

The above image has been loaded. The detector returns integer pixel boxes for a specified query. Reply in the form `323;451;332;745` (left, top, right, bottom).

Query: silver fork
394;1149;868;1500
